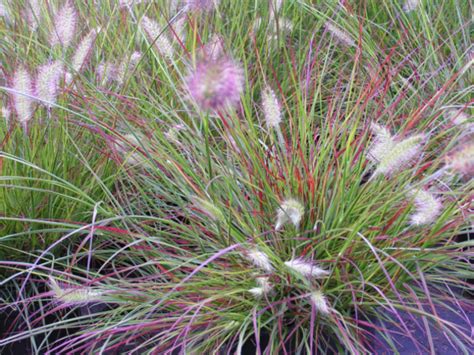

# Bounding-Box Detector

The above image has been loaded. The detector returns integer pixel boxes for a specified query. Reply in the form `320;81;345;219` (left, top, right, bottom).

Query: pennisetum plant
0;0;472;354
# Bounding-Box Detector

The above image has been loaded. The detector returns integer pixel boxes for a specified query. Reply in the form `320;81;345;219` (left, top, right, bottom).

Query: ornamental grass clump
0;1;472;354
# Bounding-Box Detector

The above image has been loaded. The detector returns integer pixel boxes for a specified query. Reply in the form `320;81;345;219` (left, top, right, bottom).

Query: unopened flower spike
408;189;442;226
49;277;104;305
284;258;329;278
191;196;225;222
275;199;304;230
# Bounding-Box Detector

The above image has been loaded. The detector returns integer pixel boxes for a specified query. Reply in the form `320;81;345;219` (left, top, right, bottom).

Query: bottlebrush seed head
140;16;174;58
249;276;273;298
114;134;143;165
324;22;355;47
96;61;119;84
445;108;470;126
369;123;425;177
275;198;304;230
35;60;63;107
409;189;442;226
49;277;103;305
71;29;98;73
284;258;329;278
310;290;330;315
186;57;244;111
246;248;273;272
447;142;474;178
12;65;35;125
262;86;282;128
49;1;77;48
403;0;419;13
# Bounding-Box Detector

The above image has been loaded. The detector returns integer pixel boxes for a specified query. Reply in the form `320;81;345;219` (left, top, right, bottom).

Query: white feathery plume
246;248;273;272
403;0;419;13
408;189;442;226
284;258;329;278
324;22;355;47
71;29;98;73
140;16;174;58
368;123;425;177
49;1;77;48
117;52;142;85
310;290;330;315
275;199;304;230
249;276;273;298
25;0;41;31
262;87;282;129
49;277;103;305
35;60;63;107
447;142;474;178
12;65;35;128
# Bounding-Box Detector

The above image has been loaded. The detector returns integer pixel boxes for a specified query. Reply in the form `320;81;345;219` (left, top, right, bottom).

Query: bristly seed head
140;16;174;58
191;196;225;222
11;65;35;126
35;60;64;107
249;276;273;298
324;22;355;47
409;189;442;226
284;258;329;278
310;290;330;315
71;29;98;73
275;199;304;230
262;86;282;129
446;142;474;178
246;248;273;272
49;1;77;48
186;57;244;112
368;123;425;177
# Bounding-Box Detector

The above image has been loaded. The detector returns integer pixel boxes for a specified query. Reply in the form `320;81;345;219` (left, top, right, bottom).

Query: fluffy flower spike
191;196;225;222
186;57;244;111
284;258;329;278
49;1;77;48
409;189;442;226
140;16;174;58
369;123;425;177
35;61;63;107
447;142;474;178
12;65;35;127
310;290;330;315
324;22;355;47
71;29;98;74
249;276;273;298
246;248;273;272
275;199;304;230
49;277;103;305
262;86;282;128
